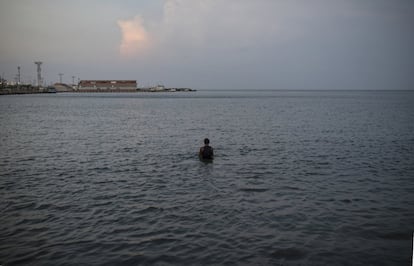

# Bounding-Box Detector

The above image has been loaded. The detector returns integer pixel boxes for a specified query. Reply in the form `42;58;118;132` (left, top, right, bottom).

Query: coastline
0;85;196;95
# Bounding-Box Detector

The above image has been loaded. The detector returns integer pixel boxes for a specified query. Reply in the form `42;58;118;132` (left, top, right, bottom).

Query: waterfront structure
151;84;166;92
78;80;137;92
53;83;74;92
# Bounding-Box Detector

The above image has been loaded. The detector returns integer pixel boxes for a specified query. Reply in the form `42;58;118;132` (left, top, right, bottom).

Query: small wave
279;185;300;191
138;206;164;214
271;247;308;260
239;188;268;193
34;203;54;210
378;232;411;240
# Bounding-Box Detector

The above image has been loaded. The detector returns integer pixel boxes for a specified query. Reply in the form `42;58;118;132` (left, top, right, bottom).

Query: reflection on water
0;91;413;265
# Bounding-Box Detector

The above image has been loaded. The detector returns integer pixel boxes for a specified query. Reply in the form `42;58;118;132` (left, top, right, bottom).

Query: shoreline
0;86;196;95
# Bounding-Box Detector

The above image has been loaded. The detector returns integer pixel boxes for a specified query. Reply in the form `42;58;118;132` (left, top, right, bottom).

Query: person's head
204;138;210;145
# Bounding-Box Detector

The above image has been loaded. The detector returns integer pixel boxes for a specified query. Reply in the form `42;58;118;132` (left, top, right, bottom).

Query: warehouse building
78;80;137;92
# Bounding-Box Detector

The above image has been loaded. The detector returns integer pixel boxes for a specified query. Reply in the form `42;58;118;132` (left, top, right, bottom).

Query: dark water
1;90;413;265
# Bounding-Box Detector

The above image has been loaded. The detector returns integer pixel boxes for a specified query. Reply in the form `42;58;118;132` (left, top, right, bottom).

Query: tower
59;73;63;83
34;61;42;87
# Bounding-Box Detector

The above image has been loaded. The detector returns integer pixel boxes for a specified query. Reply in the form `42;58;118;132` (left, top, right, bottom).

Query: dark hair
204;138;210;145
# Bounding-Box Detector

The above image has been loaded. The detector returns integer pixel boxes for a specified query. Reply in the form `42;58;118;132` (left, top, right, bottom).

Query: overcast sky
1;0;413;90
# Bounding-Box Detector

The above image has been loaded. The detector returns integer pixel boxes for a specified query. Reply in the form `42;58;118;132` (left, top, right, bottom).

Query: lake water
0;90;413;265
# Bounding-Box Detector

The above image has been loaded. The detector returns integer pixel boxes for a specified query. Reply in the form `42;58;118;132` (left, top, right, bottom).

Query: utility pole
59;73;63;84
0;72;4;89
17;66;21;84
34;61;42;87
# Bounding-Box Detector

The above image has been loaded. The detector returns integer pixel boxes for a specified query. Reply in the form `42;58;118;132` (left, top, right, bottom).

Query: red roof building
78;80;137;92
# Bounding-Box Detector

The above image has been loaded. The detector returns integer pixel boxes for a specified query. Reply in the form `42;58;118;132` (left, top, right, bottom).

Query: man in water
199;138;214;160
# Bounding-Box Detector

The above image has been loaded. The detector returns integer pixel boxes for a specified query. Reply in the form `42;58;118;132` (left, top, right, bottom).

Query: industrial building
78;80;137;92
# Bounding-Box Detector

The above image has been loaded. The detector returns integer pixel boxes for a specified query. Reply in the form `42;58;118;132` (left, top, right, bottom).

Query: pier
0;85;56;95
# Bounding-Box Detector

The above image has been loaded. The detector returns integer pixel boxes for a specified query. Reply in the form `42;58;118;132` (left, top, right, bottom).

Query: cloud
117;15;151;57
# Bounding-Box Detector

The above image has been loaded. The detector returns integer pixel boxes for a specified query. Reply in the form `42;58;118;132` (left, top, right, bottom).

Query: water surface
1;90;413;265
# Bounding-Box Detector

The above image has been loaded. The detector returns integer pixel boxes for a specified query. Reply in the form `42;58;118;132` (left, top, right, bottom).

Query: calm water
0;90;413;265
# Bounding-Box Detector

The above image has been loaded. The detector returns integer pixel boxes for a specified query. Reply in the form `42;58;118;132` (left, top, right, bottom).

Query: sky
0;0;413;90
